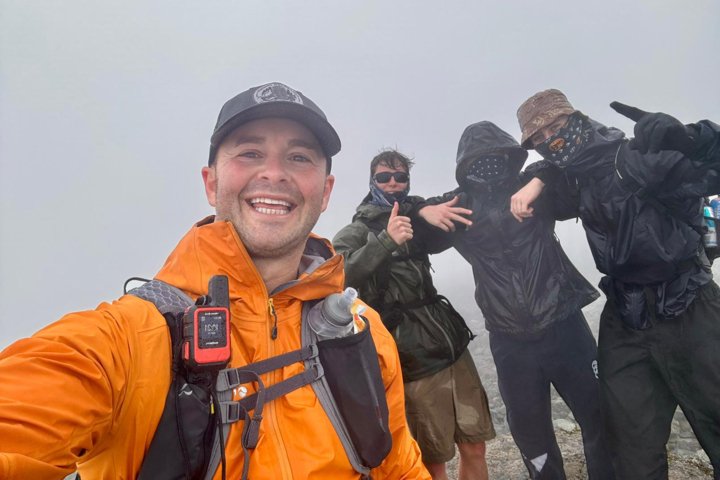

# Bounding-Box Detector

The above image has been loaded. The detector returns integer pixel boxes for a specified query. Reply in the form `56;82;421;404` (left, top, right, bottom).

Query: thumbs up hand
386;202;413;246
610;101;696;156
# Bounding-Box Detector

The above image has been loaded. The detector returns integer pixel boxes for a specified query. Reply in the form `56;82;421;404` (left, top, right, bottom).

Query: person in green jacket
333;149;496;480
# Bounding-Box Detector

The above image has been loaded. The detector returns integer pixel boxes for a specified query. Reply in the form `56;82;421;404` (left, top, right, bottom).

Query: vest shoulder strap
129;279;216;480
130;279;194;315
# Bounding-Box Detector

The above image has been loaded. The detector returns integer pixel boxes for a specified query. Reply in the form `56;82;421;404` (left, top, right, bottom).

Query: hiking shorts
404;348;496;464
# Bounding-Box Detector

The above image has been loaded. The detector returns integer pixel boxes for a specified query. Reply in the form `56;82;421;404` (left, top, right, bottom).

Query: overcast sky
1;0;719;348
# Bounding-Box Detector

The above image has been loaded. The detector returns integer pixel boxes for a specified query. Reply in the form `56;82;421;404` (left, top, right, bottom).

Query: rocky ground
446;430;714;479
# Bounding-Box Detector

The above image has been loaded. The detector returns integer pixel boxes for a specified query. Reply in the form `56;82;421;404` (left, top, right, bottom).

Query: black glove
610;101;696;156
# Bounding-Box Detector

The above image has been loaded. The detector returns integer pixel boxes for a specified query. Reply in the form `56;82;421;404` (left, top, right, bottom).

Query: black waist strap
379;295;448;331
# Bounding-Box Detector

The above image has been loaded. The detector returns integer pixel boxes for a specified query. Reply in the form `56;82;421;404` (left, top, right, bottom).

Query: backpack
126;277;391;480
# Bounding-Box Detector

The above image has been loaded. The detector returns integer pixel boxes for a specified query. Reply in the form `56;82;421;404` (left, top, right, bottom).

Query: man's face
530;114;570;148
373;164;409;194
202;117;334;259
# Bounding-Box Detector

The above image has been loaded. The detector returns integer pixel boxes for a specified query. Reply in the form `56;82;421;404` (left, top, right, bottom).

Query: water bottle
711;197;720;225
703;205;717;248
308;287;358;339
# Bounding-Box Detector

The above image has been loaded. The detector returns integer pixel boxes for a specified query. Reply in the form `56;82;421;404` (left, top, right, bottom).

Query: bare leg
458;441;488;480
425;462;449;480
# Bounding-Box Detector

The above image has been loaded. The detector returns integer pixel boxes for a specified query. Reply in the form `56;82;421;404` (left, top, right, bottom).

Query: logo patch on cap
549;138;566;152
253;82;304;105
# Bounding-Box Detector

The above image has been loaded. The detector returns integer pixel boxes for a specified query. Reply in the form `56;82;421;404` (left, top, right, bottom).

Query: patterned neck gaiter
464;154;519;195
535;113;593;168
368;177;410;207
465;154;509;184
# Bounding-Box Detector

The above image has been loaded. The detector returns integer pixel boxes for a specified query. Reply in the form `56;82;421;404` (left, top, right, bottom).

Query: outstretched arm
418;196;472;232
611;101;720;164
0;298;169;480
611;101;720;195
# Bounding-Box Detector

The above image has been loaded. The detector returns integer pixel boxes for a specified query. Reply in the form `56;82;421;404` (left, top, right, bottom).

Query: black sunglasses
374;171;409;184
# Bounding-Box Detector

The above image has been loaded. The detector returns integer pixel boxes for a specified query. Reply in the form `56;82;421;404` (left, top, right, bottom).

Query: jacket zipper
265;296;293;478
493;206;529;326
423;304;456;360
268;298;278;340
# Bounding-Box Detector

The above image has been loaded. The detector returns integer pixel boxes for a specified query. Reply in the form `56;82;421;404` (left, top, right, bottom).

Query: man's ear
320;174;335;212
201;165;217;207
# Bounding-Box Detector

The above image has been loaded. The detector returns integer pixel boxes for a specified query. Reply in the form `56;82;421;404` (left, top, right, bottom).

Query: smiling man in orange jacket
0;82;430;480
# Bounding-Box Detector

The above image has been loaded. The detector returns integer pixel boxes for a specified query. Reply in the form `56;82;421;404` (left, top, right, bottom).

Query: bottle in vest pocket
703;204;718;248
308;287;358;339
711;197;720;228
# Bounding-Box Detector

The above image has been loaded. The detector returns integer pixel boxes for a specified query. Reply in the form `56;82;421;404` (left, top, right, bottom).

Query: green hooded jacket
333;194;473;382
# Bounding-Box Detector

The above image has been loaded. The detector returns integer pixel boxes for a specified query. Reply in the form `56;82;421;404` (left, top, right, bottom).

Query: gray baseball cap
209;82;341;165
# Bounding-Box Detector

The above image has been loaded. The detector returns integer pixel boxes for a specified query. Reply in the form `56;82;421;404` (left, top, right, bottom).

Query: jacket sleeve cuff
377;230;399;253
689;120;720;164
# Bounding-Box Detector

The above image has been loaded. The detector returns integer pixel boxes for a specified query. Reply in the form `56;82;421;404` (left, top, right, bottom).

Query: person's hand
510;178;544;222
386;202;413;245
610;101;696;156
418;196;473;232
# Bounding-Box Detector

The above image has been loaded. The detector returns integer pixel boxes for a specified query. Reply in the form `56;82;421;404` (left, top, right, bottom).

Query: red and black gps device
182;275;231;371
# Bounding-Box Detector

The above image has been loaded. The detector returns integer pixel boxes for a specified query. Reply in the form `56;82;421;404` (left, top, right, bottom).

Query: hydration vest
127;279;391;480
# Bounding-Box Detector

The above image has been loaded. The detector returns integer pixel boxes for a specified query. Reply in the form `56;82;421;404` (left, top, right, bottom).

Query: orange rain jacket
0;218;430;480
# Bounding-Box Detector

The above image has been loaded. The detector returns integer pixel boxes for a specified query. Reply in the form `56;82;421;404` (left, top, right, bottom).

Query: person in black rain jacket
511;89;720;479
418;121;614;480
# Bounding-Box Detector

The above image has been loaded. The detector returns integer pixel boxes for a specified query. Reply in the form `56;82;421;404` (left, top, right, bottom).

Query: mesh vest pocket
317;324;392;468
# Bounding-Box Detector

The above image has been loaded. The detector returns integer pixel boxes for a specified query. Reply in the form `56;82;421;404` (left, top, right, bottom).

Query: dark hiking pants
598;281;720;479
490;311;615;479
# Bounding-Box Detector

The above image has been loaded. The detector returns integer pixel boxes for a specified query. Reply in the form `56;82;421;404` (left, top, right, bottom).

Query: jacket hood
155;216;344;313
455;121;528;188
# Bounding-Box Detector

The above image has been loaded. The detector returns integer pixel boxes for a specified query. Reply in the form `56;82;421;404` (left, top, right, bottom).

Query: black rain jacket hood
455;121;528;190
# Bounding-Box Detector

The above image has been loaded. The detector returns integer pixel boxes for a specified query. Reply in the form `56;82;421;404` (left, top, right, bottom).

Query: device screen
198;310;228;348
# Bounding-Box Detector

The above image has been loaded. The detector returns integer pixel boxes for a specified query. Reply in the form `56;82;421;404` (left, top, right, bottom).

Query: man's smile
248;197;294;215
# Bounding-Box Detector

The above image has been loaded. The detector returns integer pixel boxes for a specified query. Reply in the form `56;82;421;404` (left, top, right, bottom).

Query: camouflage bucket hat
517;89;577;149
